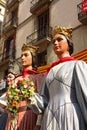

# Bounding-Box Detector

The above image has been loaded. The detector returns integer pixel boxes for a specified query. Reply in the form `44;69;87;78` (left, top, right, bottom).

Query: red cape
22;69;38;78
46;57;76;75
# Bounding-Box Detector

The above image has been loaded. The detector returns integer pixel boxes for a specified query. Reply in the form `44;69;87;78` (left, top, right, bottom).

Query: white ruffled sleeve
73;60;87;123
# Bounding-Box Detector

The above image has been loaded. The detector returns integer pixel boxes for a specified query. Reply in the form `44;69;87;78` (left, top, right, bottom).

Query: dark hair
59;33;74;55
30;52;38;70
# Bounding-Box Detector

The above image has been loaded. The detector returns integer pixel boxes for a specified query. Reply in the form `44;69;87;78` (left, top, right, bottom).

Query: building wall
73;25;87;54
47;0;87;64
16;0;34;58
50;0;81;28
0;0;6;52
18;0;31;24
0;0;6;78
0;0;86;78
16;0;87;64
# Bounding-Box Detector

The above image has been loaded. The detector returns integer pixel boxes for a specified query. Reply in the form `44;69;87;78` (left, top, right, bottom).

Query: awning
73;48;87;63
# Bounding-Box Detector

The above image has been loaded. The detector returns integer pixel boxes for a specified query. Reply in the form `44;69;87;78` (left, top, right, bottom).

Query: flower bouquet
6;78;35;121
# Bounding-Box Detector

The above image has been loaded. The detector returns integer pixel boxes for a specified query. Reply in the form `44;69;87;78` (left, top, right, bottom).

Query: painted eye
24;54;29;57
21;53;29;57
52;37;63;44
56;37;63;42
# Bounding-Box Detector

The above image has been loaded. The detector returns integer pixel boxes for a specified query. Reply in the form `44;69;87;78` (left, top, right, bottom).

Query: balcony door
38;9;49;39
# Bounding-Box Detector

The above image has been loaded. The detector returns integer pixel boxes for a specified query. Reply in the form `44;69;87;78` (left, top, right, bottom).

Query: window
38;9;49;39
2;37;16;60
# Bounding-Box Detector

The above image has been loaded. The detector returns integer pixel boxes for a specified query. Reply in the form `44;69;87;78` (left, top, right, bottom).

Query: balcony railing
77;1;87;24
7;0;20;10
3;17;18;33
30;0;52;15
26;26;52;45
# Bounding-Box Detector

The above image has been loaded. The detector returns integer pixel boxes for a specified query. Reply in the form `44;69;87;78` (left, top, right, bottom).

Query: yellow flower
14;96;19;100
6;78;35;121
29;87;35;96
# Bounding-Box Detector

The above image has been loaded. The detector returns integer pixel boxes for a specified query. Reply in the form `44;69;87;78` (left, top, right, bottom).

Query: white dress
30;60;87;130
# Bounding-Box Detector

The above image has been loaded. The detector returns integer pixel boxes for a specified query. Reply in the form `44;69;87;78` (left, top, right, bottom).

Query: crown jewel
52;26;72;38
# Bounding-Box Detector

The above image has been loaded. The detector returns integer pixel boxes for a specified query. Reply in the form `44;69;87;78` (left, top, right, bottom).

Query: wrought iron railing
3;17;18;32
30;0;50;9
7;0;20;8
26;26;52;45
77;1;87;18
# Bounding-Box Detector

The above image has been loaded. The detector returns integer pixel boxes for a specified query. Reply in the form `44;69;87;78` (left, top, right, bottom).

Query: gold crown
52;26;72;38
21;44;39;54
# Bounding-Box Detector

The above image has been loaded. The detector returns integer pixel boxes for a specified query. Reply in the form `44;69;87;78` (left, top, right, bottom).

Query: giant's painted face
52;34;69;57
21;50;32;67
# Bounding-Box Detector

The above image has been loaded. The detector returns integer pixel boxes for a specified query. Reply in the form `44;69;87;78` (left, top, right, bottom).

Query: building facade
0;0;6;78
0;0;87;78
